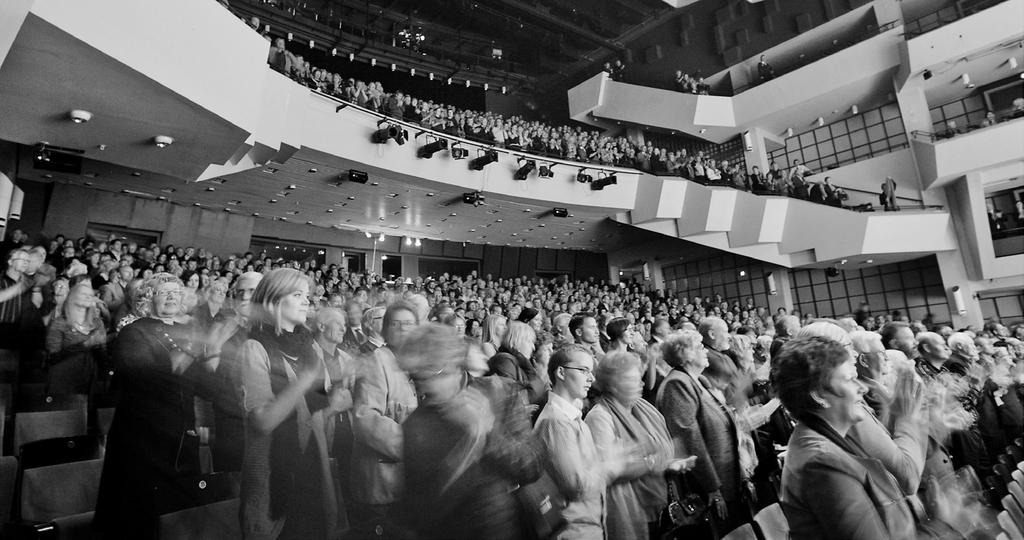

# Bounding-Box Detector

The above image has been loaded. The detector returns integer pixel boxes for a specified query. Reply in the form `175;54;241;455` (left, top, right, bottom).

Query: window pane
846;115;865;131
881;103;901;120
850;130;868;147
884;119;904;137
863;108;882;126
866;124;885;142
833;135;851;151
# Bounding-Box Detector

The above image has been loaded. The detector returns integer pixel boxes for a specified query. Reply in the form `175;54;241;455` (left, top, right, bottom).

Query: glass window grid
980;293;1024;325
768;102;908;172
663;254;771;309
929;95;988;132
789;256;951;324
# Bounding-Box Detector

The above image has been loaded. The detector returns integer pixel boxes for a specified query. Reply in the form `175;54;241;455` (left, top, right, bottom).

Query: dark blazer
655;369;740;501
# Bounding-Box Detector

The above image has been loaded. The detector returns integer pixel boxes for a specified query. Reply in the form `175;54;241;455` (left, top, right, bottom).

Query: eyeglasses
411;367;447;382
156;289;183;298
562;365;593;376
389;320;417;328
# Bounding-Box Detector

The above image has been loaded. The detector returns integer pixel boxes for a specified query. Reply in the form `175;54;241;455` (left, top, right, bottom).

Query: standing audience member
44;282;106;395
94;273;219;539
349;301;419;539
238;268;348;540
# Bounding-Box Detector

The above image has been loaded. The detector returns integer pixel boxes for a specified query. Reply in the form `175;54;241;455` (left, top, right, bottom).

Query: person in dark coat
399;323;542;539
94;273;218;539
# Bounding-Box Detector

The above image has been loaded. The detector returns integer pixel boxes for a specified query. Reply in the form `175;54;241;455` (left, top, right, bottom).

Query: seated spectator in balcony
748;165;767;192
403;96;422;125
979;110;997;128
757;55;775;83
880;176;899;211
705;159;722;184
938;120;960;139
612;59;627;82
673;70;688;92
788;159;811;182
247;15;261;32
695;76;710;95
650;149;668;174
692;156;707;183
385;91;405;120
603;61;614;78
1011;97;1024;119
827;187;848;208
268;38;291;74
791;175;810;200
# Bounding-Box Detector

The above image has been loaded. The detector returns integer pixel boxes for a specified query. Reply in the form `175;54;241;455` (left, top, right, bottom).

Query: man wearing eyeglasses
533;345;630;539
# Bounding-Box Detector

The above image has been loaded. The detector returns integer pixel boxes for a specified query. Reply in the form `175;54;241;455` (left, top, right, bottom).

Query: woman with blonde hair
488;321;547;411
239;268;349;540
45;282;106;395
480;314;507;358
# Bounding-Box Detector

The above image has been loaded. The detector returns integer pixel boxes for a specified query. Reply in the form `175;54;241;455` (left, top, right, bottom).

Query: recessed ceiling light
268;199;278;203
326;208;334;213
42;173;52;179
496;219;503;223
539;223;546;227
252;212;260;216
154;135;174;148
83;172;97;178
228;200;241;205
400;205;408;209
426;192;435;197
205;187;215;192
524;208;532;213
287;184;297;190
370;182;379;186
131;171;142;177
347;196;356;200
511;233;518;236
387;193;399;198
449;212;457;216
308;168;318;173
287;210;299;215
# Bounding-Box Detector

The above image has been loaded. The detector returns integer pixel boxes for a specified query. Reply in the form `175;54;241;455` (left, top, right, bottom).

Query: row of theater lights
370;120;617;190
60;109;174;149
285;33;508;93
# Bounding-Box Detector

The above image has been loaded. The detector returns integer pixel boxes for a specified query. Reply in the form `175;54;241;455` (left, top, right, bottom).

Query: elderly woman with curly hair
655;329;747;534
95;273;218;539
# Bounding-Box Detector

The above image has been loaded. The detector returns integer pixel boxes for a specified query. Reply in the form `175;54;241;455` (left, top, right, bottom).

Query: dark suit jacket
655;369;741;501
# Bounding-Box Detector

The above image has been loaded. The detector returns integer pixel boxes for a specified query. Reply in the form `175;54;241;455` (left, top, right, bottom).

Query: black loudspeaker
348;170;368;184
826;267;841;277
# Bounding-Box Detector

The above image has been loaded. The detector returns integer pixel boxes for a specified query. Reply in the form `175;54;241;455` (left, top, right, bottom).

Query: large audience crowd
1;227;1021;539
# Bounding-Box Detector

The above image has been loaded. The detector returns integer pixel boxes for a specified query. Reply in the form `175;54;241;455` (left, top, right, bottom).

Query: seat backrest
1011;484;1024;518
51;510;95;540
721;523;758;540
158;498;241;540
998;464;1015;485
754;502;790;540
1008;446;1024;464
19;435;103;470
16;392;86;413
153;473;240;516
20;458;103;522
1014;470;1024;487
0;455;17;526
96;407;116;441
13;408;88;456
1000;509;1024;540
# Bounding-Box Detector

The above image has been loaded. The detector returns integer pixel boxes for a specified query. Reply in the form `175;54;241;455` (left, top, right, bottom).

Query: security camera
69;110;93;124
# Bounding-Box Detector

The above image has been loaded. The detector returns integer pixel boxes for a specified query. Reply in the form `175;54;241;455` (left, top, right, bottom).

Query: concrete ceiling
0;14;248;180
17;146;645;252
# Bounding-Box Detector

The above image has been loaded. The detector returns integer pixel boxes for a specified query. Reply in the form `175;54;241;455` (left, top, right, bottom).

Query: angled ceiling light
154;135;174;148
514;158;536;180
69;109;92;124
469;150;498;171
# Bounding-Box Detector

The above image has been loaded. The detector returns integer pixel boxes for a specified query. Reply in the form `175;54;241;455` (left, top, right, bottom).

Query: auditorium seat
50;511;95;539
1010;481;1024;512
1007;445;1024;464
0;455;17;527
12;394;88;456
96;406;115;442
999;509;1024;540
998;464;1015;485
753;502;789;540
15;435;103;523
155;473;241;540
1005;494;1024;531
721;522;757;540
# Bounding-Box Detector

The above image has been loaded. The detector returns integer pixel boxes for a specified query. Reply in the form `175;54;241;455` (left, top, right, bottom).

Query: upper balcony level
569;22;905;144
912;114;1024;190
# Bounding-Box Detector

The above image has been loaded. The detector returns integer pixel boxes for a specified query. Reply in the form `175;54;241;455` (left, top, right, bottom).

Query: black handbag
662;470;709;527
516;471;567;540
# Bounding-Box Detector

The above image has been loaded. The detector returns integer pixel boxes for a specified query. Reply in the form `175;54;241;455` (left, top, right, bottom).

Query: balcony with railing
911;112;1024;189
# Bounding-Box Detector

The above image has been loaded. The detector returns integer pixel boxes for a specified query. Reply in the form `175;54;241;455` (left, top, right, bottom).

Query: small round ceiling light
69;110;93;124
154;135;174;148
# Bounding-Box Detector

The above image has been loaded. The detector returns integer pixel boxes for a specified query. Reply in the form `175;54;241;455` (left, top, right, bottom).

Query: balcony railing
902;0;1009;38
731;20;901;94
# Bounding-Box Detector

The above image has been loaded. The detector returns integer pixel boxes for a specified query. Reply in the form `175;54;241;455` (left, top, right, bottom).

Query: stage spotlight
552;207;568;218
371;120;406;145
348;169;369;184
591;174;618;191
450;144;469;160
514;159;536;180
538;163;554;178
463;191;485;206
417;138;448;158
469;150;499;171
576;169;593;184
